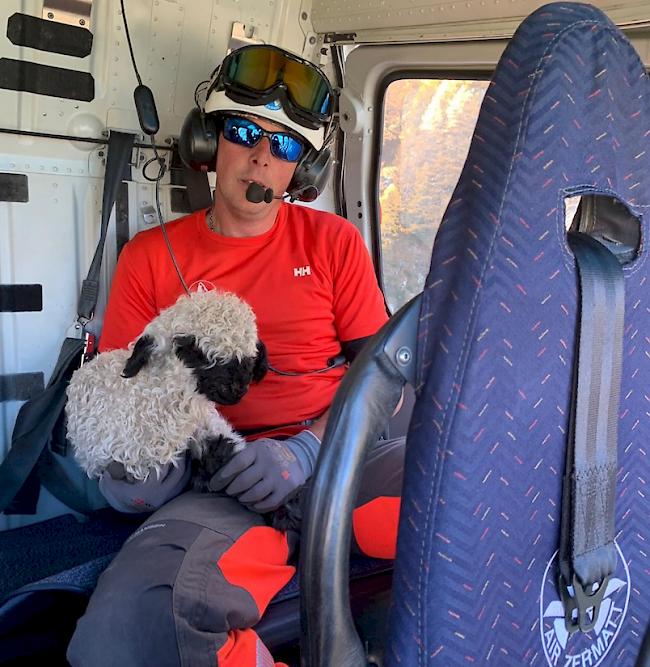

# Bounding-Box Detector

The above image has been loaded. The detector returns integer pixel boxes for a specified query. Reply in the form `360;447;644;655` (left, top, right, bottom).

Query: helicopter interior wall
0;0;326;531
1;2;648;536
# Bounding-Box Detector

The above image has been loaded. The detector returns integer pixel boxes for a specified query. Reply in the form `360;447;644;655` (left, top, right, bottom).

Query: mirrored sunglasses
222;116;305;163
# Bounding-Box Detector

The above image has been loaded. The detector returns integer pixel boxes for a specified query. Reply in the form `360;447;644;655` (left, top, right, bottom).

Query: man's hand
209;431;321;513
99;455;191;513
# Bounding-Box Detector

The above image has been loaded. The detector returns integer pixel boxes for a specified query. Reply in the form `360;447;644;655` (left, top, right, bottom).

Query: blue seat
301;3;650;665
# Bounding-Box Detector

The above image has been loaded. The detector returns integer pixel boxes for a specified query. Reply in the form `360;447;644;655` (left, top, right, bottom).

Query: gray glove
209;430;320;513
98;453;191;513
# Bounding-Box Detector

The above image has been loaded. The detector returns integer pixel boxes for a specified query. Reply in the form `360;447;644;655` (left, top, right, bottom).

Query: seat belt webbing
558;231;624;634
0;131;135;515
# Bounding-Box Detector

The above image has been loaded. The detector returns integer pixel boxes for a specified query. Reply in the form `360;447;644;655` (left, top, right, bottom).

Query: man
67;44;404;667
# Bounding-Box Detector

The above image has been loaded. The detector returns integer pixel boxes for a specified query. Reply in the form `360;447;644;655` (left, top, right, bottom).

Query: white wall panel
0;0;315;529
1;0;313;143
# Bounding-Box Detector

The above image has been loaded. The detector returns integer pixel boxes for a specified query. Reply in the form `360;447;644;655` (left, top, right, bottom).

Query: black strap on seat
0;131;134;515
558;231;624;634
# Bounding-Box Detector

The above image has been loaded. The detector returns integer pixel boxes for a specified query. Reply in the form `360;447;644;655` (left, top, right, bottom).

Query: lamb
65;289;291;521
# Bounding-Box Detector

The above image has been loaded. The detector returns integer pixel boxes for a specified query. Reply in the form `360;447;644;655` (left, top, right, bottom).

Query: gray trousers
67;437;404;667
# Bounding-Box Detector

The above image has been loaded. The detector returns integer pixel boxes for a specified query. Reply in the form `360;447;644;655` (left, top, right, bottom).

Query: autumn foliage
379;79;488;310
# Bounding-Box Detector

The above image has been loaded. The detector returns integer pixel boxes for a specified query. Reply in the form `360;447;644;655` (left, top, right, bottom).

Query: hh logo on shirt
293;265;311;277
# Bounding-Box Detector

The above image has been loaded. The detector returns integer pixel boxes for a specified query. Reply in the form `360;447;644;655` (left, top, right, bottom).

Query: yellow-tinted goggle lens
224;47;331;116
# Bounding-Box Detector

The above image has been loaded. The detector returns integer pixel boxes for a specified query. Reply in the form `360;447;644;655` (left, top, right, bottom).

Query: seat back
386;3;650;665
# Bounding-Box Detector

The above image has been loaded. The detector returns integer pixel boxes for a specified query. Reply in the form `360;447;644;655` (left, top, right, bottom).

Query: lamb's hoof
191;476;212;494
269;496;303;533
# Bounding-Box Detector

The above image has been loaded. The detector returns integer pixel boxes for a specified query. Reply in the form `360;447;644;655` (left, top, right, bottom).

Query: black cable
120;0;142;86
267;355;347;376
148;137;190;295
120;0;189;296
0;127;172;150
194;79;210;108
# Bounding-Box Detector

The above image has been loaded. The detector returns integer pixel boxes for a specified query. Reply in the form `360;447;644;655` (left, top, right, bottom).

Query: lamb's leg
192;434;243;493
268;484;309;533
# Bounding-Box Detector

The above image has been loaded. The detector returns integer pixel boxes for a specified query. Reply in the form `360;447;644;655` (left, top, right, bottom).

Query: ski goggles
222;115;305;162
213;45;333;130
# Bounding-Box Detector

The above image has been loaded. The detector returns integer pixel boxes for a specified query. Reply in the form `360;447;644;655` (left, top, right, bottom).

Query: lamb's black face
174;336;268;405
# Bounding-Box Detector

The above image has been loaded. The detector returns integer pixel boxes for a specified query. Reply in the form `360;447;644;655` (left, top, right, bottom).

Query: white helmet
202;44;334;152
204;90;326;151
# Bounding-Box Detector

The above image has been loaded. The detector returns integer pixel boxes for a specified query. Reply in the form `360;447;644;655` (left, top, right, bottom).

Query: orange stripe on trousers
352;496;401;559
217;525;295;615
215;629;288;667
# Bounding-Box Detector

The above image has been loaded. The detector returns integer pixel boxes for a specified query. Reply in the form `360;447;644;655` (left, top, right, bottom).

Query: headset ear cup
178;107;218;171
288;146;332;202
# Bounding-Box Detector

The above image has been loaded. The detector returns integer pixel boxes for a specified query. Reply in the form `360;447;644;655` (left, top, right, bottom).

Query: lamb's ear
253;340;269;382
122;335;156;378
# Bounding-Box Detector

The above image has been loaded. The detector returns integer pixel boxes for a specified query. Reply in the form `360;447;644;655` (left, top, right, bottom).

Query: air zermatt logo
539;542;630;667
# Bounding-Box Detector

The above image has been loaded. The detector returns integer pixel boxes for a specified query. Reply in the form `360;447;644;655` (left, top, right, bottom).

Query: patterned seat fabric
387;3;650;665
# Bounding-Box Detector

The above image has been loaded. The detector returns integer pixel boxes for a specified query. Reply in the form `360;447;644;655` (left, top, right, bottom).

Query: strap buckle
66;318;87;340
558;571;610;634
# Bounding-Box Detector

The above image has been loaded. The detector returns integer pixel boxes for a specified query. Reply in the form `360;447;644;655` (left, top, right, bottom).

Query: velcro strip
0;173;28;202
0;373;45;402
7;13;93;58
0;57;94;101
0;285;43;312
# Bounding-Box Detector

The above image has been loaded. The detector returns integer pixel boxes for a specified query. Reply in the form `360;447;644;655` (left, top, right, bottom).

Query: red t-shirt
100;203;388;432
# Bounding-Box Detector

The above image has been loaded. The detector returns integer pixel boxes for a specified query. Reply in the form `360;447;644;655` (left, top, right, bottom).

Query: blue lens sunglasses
222;116;305;163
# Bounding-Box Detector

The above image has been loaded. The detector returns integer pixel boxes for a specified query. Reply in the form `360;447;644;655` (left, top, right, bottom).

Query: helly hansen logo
293;265;311;277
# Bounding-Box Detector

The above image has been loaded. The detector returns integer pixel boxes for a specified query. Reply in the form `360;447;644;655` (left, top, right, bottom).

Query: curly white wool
65;291;252;481
144;290;259;363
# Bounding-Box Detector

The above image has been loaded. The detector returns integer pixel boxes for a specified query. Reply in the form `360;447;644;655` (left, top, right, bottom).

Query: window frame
373;71;491;309
340;41;508;305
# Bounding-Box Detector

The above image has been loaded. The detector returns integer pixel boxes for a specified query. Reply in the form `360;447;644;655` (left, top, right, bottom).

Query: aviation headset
178;50;335;203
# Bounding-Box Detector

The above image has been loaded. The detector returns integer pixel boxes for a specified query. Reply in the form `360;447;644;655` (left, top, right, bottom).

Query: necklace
207;208;218;234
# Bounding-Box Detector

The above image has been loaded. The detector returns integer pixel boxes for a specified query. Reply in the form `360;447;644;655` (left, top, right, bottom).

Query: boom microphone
246;181;283;204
